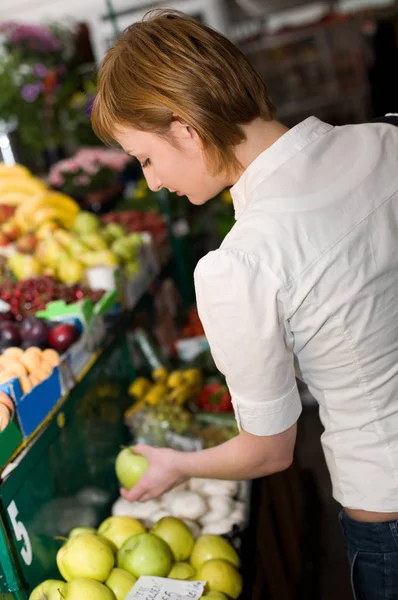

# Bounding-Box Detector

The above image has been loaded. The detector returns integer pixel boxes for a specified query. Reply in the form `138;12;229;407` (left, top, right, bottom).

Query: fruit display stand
0;327;134;598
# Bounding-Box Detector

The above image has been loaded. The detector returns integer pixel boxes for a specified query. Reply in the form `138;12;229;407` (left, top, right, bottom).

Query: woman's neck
231;118;290;184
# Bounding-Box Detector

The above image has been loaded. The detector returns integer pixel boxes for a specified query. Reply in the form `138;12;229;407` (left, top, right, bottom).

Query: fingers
120;483;146;503
132;443;154;459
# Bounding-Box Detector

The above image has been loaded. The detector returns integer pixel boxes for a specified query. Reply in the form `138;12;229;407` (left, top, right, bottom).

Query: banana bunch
126;367;203;413
0;164;47;206
14;191;80;233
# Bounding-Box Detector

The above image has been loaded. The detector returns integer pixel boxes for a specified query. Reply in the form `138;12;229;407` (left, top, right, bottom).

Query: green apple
201;593;228;599
56;532;114;581
68;526;97;538
106;568;137;600
29;579;65;600
117;532;172;578
196;559;242;599
73;212;100;235
63;578;116;600
115;448;148;489
168;562;196;580
98;516;146;549
151;517;194;562
190;535;240;571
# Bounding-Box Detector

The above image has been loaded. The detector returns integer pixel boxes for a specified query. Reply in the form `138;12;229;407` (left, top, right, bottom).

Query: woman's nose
144;169;162;192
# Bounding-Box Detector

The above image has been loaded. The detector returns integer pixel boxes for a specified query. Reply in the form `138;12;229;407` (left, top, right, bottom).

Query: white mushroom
202;517;236;535
111;497;160;520
167;491;207;520
148;510;170;524
200;496;233;525
201;480;239;498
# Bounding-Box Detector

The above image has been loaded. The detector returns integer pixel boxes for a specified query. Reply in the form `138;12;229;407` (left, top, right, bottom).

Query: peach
19;376;32;395
2;347;24;360
41;349;60;367
0;403;11;432
0;360;27;378
0;391;13;411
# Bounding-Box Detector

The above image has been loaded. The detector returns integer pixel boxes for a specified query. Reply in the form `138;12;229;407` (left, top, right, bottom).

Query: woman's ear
169;118;202;150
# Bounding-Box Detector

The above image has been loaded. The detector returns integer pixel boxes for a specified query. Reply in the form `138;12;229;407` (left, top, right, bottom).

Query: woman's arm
120;424;296;502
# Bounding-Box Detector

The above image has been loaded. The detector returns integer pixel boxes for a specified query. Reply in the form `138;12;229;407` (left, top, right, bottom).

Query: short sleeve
194;249;301;436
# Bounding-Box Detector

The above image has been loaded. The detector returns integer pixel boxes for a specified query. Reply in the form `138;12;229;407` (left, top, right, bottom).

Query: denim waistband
340;510;398;553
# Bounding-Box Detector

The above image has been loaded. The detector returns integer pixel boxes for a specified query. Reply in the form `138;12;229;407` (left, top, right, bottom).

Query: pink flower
49;173;64;187
82;163;99;176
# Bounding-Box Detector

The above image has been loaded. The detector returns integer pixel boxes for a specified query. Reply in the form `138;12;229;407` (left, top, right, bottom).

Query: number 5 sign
7;500;32;566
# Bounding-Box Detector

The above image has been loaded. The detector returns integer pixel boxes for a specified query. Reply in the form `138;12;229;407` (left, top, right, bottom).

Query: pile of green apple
29;448;243;600
29;516;242;600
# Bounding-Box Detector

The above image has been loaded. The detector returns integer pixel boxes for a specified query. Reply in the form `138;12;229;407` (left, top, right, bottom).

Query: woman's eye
141;159;150;169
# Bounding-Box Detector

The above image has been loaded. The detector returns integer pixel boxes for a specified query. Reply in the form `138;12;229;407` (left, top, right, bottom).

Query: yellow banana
30;207;76;230
0;164;31;178
0;178;46;197
40;191;80;215
15;191;79;231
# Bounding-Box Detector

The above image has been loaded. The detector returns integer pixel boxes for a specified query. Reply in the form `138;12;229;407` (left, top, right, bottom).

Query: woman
92;10;398;599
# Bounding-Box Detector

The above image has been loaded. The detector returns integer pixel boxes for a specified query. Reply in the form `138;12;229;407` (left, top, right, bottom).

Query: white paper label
126;576;205;600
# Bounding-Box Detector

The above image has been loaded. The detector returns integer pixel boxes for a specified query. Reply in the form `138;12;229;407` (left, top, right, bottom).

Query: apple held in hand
62;577;116;600
151;517;194;562
98;516;146;549
115;447;148;489
29;579;66;600
56;533;114;582
168;562;196;580
117;532;172;578
106;568;137;600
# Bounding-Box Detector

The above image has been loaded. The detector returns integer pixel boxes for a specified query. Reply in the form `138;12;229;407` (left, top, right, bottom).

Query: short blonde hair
92;9;276;176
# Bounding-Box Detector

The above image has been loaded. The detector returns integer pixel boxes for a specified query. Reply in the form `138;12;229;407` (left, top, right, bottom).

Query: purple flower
32;63;48;78
8;24;60;53
21;82;43;102
85;95;94;117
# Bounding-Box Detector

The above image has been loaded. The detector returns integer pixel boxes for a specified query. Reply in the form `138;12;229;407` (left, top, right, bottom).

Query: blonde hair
92;9;276;177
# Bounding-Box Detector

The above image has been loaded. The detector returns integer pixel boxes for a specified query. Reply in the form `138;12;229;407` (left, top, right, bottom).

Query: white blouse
194;116;398;511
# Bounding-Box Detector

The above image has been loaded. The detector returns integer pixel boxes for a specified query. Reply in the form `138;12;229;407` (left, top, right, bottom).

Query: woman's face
114;121;230;205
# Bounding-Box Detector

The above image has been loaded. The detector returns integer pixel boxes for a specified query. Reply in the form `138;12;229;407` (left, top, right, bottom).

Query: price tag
126;576;205;600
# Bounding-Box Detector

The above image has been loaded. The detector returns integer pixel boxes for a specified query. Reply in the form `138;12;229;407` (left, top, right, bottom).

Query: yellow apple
115;448;148;489
56;533;114;581
98;516;146;549
29;579;65;600
168;562;196;580
68;527;96;538
196;559;242;599
201;593;228;600
151;517;194;562
117;532;172;578
190;535;240;571
106;568;137;600
63;578;116;600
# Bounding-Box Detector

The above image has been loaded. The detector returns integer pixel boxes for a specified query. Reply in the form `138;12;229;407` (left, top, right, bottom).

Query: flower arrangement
48;147;133;198
0;21;68;151
0;20;89;154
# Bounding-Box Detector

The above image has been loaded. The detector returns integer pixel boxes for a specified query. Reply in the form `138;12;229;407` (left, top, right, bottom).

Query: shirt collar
230;116;333;220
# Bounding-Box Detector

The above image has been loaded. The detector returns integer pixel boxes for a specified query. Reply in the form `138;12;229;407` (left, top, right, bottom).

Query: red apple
47;324;79;353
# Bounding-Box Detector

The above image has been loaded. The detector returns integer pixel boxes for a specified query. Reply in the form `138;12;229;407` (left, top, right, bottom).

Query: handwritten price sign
126;576;205;600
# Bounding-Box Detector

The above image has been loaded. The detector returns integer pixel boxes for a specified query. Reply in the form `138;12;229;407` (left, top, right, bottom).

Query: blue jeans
339;510;398;600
